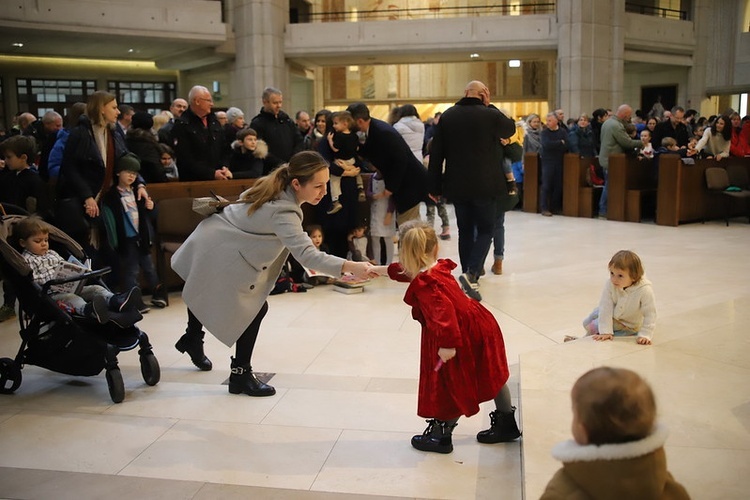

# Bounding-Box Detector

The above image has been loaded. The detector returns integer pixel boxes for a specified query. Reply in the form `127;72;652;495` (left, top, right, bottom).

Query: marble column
230;0;289;117
556;0;625;115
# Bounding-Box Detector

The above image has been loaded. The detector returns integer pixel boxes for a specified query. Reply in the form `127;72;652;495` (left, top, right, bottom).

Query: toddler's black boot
411;419;457;454
175;331;212;371
109;287;142;312
476;407;522;444
228;357;276;397
83;296;110;324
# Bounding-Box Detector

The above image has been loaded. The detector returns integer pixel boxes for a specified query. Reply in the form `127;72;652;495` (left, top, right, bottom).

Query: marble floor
0;208;748;499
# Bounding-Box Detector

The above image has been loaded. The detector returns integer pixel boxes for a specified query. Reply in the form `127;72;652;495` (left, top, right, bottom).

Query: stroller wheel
0;357;22;394
106;367;125;403
140;353;161;386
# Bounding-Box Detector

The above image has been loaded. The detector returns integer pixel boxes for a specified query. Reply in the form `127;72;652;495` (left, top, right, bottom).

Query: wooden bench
562;154;601;218
656;155;750;226
606;154;657;222
522;153;540;213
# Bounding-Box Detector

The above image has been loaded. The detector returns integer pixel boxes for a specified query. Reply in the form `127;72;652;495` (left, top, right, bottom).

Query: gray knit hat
226;107;244;124
116;152;141;173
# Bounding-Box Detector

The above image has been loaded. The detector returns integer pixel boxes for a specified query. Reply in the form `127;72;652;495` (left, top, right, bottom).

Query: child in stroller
16;216;142;325
0;210;160;403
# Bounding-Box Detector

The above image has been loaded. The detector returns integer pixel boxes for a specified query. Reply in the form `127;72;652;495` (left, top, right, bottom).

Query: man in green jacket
598;104;643;218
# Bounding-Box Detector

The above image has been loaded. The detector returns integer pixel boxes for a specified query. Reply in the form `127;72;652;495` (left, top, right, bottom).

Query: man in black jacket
171;86;231;181
651;105;690;149
250;87;303;167
346;102;428;223
427;80;515;301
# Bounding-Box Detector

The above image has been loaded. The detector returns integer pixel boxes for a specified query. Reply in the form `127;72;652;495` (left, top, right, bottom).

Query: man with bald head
428;80;515;301
597;104;644;218
171;85;231;181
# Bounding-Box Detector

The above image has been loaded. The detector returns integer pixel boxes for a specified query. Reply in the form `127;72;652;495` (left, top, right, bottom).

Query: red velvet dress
388;259;510;420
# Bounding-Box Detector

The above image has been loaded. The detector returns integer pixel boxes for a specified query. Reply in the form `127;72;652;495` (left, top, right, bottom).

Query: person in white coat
171;151;376;396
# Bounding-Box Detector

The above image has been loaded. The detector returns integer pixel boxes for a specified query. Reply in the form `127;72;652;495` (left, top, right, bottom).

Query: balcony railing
299;2;555;23
625;2;689;21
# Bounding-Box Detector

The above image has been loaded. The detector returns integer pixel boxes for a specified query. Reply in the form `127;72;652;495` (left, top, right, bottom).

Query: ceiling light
508;59;521;68
470;53;480;59
12;42;24;48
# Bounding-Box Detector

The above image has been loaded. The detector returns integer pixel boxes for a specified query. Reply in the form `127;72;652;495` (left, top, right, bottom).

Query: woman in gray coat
171;151;375;396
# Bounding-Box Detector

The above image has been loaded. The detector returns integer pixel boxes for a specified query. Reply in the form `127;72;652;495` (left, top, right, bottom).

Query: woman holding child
171;151;376;396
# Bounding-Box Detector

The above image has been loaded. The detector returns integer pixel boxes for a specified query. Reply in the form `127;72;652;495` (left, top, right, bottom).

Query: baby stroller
0;206;160;403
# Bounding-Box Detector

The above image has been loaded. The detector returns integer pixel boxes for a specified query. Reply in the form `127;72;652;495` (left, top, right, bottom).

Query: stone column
230;0;289;117
556;0;625;115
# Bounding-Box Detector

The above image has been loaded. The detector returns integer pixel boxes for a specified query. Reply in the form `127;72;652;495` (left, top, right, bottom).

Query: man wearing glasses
171;85;232;181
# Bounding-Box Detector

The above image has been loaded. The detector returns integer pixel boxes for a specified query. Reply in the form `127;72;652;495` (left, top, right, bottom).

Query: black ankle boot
411;419;457;454
175;333;213;371
476;407;522;444
228;357;276;396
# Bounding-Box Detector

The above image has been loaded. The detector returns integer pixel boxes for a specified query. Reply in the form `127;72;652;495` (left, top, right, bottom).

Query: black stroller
0;208;160;403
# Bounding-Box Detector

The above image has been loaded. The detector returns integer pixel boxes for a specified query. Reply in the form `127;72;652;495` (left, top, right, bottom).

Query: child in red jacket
374;220;521;453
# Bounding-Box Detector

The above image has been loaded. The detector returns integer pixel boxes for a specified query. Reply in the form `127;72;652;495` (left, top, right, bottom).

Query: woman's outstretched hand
342;261;379;279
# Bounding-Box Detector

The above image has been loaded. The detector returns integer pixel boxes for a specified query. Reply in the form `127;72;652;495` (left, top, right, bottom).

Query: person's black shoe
175;333;213;371
110;287;142;312
476;407;522;444
458;273;482;301
228;357;276;396
411;419;457;454
150;284;168;308
83;295;110;324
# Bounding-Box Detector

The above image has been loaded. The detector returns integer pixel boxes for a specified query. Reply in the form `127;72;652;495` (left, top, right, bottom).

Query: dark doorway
641;85;678;118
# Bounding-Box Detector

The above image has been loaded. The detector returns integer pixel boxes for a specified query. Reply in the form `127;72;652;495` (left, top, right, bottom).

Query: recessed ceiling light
508;59;521;68
128;48;134;53
470;53;480;59
12;42;24;48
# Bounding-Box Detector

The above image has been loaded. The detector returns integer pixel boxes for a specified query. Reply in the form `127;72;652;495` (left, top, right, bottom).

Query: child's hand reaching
637;337;652;345
438;347;456;362
592;334;613;341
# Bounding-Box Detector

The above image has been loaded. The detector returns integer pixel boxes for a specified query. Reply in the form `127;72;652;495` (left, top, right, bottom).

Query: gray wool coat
171;186;346;346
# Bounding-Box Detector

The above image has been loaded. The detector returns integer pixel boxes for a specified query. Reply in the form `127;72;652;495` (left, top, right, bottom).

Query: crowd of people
0;80;702;495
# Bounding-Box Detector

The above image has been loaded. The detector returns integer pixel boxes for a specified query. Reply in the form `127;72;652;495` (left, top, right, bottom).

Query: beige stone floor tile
312;429;522;500
120;420;342;490
0;410;176;473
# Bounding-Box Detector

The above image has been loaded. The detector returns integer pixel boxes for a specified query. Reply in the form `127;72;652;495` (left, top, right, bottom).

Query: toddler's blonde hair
608;250;644;283
397;220;438;279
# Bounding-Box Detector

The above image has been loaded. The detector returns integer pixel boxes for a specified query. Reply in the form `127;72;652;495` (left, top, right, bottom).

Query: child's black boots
476;407;522;443
411;419;457;454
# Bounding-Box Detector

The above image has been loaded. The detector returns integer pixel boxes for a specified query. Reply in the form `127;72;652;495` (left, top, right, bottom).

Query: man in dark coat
249;87;303;167
171;86;231;181
346;102;428;223
427;80;515;301
651;105;690;149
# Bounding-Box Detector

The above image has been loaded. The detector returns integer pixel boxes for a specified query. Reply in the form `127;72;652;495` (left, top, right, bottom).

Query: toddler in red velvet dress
374;220;521;454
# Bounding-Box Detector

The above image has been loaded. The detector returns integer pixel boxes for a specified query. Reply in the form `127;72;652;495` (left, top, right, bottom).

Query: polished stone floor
0;208;748;499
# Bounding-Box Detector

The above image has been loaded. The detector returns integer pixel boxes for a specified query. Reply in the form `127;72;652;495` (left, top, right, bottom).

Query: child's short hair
608;250;644;283
14;216;49;241
304;224;323;236
236;127;257;142
331;110;355;130
398;220;438;279
640;129;651;138
572;367;656;445
0;135;36;164
661;137;677;148
157;143;174;157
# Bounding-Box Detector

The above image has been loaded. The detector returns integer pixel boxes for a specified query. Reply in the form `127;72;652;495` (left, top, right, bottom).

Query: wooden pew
523;153;540;213
656;155;750;226
146;179;256;203
606;154;657;222
562;154;600;218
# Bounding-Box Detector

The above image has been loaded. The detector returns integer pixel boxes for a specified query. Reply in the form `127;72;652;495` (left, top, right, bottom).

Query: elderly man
23;110;62;179
158;97;188;145
427;80;515;301
250;87;303;165
171;85;231;181
598;104;644;218
347;102;428;224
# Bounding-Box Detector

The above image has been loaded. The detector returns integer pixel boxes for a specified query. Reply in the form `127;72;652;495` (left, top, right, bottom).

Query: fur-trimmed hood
552;423;668;462
232;138;268;159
